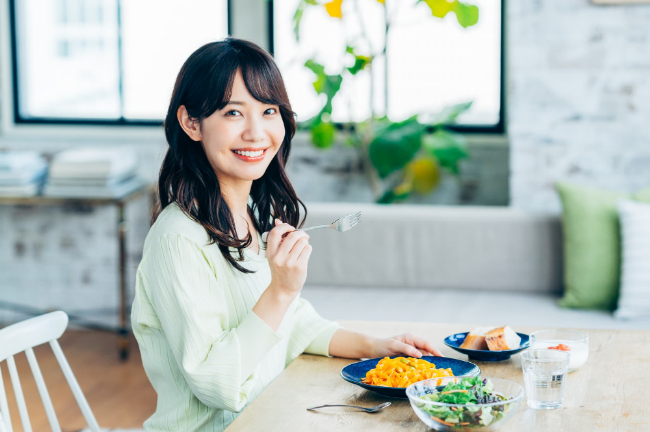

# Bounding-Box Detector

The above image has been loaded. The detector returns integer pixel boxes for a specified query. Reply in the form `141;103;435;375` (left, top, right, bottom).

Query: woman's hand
370;333;443;358
265;219;312;299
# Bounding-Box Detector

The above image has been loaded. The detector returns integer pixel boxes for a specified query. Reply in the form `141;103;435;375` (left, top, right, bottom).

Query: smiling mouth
231;148;267;161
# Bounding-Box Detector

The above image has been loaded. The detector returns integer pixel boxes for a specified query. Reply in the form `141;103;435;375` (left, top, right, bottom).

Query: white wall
508;0;650;212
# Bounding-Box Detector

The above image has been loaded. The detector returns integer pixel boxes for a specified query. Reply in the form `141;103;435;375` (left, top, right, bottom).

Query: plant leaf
293;6;304;41
423;129;469;175
304;59;343;115
311;121;337;149
420;0;455;19
377;183;411;204
369;117;426;178
346;45;372;75
454;2;479;28
304;59;325;76
293;0;318;41
430;101;473;126
325;0;344;19
419;0;479;28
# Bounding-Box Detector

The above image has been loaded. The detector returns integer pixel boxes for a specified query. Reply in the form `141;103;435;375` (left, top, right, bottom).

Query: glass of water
521;349;570;409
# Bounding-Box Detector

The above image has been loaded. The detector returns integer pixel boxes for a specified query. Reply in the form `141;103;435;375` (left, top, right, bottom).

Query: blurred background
0;0;650;429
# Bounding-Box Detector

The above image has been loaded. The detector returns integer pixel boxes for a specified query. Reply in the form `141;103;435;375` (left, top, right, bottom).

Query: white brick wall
508;0;650;212
0;198;151;325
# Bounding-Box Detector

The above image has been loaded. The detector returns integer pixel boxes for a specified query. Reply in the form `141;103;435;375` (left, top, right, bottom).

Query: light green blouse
131;203;339;432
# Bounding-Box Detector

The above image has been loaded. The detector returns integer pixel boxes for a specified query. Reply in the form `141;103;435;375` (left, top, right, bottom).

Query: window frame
268;0;506;135
3;0;505;135
6;0;234;127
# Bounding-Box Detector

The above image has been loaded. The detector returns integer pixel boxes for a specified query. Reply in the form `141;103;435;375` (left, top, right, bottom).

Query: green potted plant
293;0;479;203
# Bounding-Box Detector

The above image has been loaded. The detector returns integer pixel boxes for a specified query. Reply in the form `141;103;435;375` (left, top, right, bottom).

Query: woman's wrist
362;335;379;358
253;282;297;332
266;280;300;304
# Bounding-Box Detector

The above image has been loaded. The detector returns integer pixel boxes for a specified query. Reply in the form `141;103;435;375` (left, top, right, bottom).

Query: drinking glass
521;349;569;409
530;329;589;372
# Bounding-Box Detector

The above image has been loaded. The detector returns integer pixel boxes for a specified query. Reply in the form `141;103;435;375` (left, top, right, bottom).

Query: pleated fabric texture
131;203;339;432
615;200;650;319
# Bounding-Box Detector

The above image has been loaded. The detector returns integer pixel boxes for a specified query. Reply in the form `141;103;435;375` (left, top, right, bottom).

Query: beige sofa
301;203;650;330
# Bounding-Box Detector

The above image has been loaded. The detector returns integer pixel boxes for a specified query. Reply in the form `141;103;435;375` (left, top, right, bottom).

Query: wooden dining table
226;321;649;432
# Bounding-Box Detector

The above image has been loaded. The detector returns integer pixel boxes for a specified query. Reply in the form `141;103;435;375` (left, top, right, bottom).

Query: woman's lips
231;148;267;162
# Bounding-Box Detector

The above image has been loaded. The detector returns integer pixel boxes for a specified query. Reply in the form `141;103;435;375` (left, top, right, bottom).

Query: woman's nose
242;117;265;142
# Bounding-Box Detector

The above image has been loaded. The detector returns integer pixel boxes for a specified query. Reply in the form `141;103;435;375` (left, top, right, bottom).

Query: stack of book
44;147;144;198
0;151;47;196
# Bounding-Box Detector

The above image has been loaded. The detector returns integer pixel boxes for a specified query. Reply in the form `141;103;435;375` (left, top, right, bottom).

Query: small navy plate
444;332;530;362
340;356;480;399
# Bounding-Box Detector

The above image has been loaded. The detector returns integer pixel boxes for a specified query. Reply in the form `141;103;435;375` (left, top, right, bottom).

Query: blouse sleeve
139;234;281;413
286;297;340;364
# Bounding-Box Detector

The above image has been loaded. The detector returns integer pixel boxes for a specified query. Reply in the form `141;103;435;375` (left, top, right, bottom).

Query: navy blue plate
340;356;480;399
444;332;530;362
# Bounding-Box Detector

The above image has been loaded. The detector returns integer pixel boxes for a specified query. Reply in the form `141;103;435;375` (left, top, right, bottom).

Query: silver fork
261;211;361;242
306;402;391;413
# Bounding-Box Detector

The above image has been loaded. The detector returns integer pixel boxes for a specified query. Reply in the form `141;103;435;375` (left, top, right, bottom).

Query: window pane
388;0;501;125
14;0;121;119
12;0;228;122
273;0;501;126
121;0;228;120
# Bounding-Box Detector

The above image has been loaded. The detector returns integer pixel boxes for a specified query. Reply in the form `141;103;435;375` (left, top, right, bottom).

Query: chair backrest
0;312;100;432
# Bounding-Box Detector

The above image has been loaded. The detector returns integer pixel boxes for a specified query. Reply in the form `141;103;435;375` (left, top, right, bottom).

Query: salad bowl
406;376;524;431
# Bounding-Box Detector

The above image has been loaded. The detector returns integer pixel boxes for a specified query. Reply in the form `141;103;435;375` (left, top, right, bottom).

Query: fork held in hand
261;211;361;243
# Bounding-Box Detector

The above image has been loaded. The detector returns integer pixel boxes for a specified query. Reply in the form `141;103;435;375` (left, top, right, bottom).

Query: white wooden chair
0;311;100;432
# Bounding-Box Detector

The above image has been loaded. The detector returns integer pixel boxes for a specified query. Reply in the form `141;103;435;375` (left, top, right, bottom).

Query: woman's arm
254;219;312;331
141;234;282;413
263;220;444;360
328;328;443;359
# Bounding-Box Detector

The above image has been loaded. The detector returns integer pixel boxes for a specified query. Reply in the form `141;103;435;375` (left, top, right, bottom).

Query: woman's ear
177;105;202;142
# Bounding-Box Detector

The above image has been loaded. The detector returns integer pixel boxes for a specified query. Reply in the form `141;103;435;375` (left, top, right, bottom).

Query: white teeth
234;149;264;157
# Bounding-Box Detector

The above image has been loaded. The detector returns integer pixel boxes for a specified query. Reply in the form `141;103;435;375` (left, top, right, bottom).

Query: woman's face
183;69;285;186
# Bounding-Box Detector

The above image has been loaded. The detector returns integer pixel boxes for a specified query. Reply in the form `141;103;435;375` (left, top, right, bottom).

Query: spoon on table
306;402;391;413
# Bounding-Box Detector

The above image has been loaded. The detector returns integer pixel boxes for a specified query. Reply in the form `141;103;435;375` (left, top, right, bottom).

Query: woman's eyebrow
224;100;278;107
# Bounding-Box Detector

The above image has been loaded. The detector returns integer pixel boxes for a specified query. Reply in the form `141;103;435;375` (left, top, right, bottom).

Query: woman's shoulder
143;202;211;254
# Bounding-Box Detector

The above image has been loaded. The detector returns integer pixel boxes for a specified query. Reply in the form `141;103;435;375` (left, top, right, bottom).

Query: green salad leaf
417;378;512;428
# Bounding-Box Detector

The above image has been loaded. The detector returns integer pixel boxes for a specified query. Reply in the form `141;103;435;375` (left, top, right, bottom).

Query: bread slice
486;326;521;351
459;327;495;350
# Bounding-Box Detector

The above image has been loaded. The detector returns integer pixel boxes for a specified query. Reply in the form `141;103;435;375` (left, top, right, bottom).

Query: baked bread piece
486;326;521;351
459;327;495;350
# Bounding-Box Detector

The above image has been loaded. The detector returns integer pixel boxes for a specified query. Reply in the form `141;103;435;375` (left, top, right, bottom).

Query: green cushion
556;183;650;310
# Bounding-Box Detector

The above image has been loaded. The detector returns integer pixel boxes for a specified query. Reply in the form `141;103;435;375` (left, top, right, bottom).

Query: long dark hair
154;38;306;273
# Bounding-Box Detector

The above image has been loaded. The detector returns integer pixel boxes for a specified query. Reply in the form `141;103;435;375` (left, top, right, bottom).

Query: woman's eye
265;108;278;115
225;110;241;116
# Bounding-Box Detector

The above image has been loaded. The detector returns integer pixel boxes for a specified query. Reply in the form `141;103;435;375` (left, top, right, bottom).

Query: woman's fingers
390;339;423;358
297;243;313;265
411;335;443;357
275;230;310;261
266;220;295;254
394;333;443;357
288;239;312;267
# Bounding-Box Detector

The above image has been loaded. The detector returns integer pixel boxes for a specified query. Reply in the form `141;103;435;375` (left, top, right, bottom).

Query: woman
131;38;442;432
